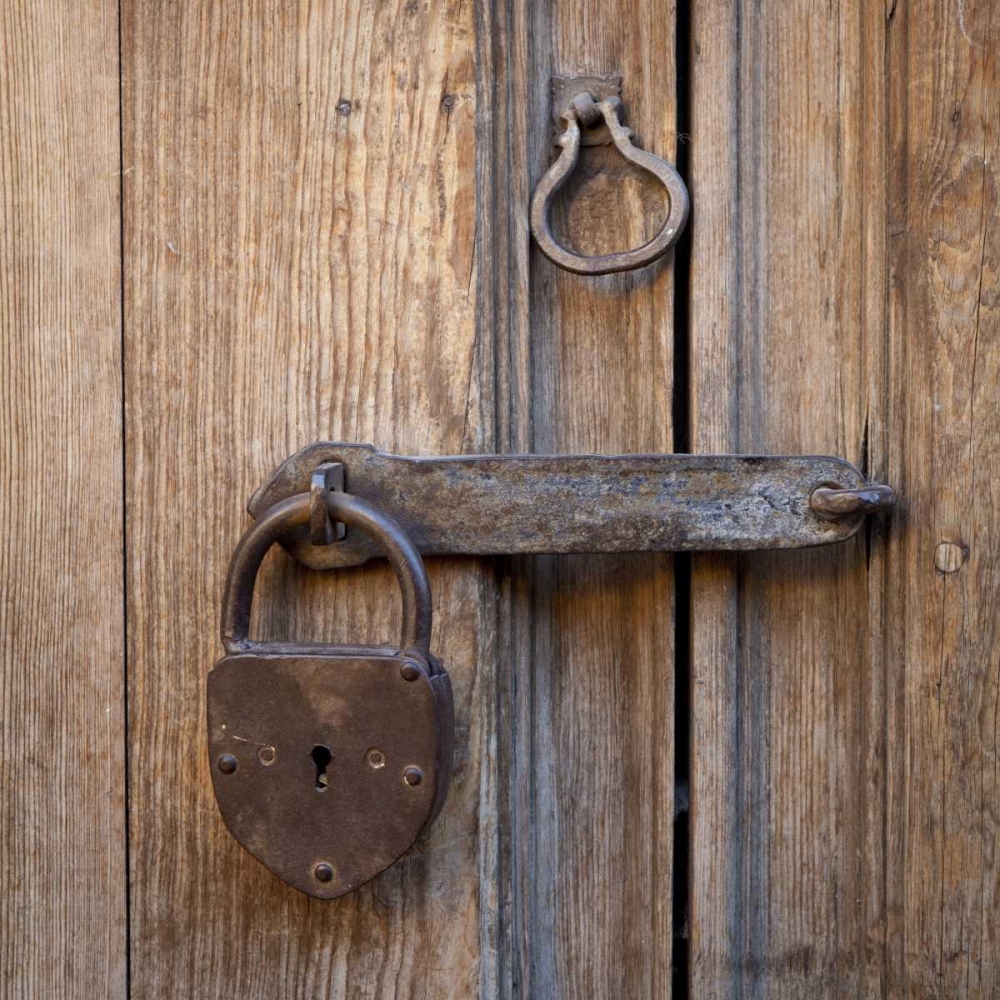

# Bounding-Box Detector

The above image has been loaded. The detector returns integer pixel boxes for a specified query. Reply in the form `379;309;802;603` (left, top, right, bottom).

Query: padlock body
208;650;452;899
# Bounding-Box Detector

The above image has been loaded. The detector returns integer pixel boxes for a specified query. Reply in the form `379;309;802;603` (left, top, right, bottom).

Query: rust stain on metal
530;90;690;275
550;74;626;146
248;443;894;571
810;484;896;519
208;491;454;899
217;449;895;897
309;461;345;545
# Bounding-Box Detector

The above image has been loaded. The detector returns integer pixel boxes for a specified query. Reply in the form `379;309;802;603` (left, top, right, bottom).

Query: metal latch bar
248;444;894;571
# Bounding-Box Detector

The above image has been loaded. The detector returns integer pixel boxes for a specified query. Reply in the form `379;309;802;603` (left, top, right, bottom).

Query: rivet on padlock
207;491;454;899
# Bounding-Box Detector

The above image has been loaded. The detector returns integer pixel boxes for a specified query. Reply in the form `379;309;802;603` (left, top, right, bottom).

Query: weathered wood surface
6;0;996;995
485;1;678;995
688;0;999;996
0;1;126;997
123;0;680;991
886;1;999;994
123;1;489;996
689;0;891;993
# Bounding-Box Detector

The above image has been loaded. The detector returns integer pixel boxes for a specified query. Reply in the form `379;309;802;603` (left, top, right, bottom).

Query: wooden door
2;1;997;998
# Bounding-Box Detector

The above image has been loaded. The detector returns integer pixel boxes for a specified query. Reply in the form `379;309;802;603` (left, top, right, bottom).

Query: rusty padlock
207;491;453;899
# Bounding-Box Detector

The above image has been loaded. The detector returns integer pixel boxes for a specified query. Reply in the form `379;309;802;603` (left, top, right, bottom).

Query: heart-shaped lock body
207;491;453;899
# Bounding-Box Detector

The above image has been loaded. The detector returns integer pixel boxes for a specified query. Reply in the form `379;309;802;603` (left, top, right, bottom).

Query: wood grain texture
688;1;889;995
689;0;1000;996
9;0;997;995
887;1;999;994
0;1;126;997
123;1;489;996
483;1;678;995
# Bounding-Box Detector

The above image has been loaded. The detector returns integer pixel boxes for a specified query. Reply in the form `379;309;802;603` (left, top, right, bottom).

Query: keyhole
310;745;332;791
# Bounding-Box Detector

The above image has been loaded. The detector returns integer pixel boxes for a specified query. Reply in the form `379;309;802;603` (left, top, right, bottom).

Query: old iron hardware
548;73;629;147
208;491;454;899
218;447;893;895
530;86;690;275
249;443;896;571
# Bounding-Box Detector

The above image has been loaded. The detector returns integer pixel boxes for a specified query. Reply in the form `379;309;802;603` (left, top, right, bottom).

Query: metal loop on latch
309;461;345;545
529;93;690;276
220;492;432;658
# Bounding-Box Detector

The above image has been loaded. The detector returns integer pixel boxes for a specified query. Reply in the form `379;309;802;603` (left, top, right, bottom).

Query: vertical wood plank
123;2;491;996
887;1;999;994
0;1;126;997
484;1;678;995
690;0;1000;996
688;1;889;995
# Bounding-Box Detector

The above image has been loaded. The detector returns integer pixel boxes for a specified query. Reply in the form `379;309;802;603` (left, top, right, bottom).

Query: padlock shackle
221;492;432;657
